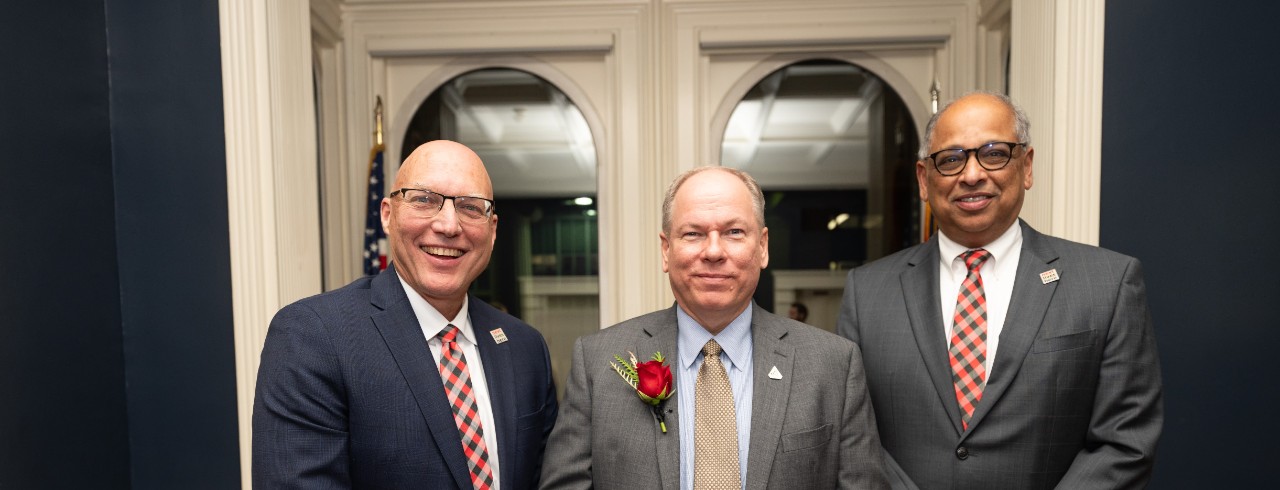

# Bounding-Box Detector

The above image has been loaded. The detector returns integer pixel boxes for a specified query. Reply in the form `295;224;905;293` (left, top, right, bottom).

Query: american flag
362;141;387;276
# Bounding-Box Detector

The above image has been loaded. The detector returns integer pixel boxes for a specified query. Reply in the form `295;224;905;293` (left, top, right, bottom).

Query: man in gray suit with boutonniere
540;166;888;489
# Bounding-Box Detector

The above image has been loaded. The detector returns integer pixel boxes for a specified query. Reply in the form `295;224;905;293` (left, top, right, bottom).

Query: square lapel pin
1040;269;1060;284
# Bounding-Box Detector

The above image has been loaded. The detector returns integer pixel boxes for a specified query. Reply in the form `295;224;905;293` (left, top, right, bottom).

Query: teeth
424;246;463;257
959;196;987;202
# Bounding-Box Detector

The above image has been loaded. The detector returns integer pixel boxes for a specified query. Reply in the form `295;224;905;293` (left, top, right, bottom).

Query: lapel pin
1040;269;1060;284
489;328;508;344
768;366;783;380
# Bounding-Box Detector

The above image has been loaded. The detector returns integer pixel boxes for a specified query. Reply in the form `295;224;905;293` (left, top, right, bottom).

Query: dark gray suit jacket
540;303;888;489
252;265;558;489
837;220;1162;489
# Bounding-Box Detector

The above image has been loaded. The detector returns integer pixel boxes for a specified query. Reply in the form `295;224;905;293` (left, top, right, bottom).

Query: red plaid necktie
438;324;495;490
950;249;992;430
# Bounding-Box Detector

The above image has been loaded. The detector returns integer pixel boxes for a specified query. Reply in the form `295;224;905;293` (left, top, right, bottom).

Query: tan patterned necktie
693;339;741;490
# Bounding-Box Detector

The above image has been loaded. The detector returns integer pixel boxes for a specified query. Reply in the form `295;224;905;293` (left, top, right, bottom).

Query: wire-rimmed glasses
389;188;495;223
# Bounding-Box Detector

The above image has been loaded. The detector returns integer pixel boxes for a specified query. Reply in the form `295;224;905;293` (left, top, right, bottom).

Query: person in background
787;302;808;323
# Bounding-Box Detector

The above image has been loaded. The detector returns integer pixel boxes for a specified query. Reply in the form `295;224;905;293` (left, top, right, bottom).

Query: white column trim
219;0;321;486
1051;0;1104;245
1011;0;1104;245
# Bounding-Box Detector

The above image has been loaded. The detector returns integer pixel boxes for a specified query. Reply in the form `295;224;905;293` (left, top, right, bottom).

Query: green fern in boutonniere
610;351;675;433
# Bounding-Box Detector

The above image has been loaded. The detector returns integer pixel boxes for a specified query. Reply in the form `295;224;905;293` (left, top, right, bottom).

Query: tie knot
702;339;723;358
961;249;991;272
439;324;460;344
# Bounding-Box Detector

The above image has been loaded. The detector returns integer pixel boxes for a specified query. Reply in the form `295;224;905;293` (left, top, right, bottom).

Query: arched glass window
721;59;920;330
402;68;598;398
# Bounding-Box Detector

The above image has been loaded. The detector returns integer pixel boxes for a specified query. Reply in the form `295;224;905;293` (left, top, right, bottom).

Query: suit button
955;446;969;460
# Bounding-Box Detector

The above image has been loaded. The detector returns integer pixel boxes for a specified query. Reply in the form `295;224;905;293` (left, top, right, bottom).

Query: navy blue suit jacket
253;265;558;489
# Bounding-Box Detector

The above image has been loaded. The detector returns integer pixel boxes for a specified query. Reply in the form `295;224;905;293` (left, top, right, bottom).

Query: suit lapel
470;301;518;487
745;305;794;490
369;267;474;490
900;239;965;435
641;308;682;490
964;222;1059;435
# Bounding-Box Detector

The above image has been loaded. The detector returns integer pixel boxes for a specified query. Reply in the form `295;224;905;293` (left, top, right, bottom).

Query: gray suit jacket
837;221;1162;489
540;303;888;490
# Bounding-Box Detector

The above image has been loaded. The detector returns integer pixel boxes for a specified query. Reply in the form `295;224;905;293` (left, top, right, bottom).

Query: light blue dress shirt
677;305;754;490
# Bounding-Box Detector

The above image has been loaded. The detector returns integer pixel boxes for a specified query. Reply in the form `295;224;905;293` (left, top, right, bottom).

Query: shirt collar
937;220;1021;270
677;304;753;373
397;272;475;345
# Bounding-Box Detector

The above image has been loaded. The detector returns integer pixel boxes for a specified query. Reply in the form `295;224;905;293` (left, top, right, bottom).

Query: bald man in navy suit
253;141;557;489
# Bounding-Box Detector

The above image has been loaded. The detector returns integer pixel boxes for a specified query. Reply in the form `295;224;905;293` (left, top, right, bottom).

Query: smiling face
917;93;1034;248
381;140;497;319
661;168;769;334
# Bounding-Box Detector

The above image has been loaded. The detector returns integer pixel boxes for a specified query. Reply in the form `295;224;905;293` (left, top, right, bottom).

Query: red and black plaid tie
950;249;992;430
438;324;495;490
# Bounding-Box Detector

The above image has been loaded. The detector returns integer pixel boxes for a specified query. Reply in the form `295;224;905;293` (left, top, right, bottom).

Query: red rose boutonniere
611;351;675;433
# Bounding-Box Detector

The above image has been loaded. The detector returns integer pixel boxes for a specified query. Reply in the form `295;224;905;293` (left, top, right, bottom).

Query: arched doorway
401;67;600;398
719;59;921;331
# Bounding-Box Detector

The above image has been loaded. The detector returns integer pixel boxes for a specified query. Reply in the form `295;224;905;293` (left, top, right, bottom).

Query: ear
759;227;769;270
916;160;929;201
489;213;499;246
380;197;392;233
1022;146;1035;190
660;231;671;273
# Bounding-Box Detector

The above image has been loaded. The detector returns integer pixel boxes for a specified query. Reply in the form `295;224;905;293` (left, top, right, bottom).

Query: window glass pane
721;60;920;331
403;68;598;399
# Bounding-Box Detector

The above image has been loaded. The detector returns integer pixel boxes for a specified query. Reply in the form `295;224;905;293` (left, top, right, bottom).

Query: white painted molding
1050;0;1104;245
699;23;954;50
1010;0;1056;234
366;32;615;57
1010;0;1104;245
219;2;277;485
339;2;656;325
220;0;320;486
313;0;353;290
269;1;324;304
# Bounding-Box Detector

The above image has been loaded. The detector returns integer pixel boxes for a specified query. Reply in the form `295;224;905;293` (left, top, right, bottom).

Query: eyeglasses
389;188;495;223
925;142;1027;176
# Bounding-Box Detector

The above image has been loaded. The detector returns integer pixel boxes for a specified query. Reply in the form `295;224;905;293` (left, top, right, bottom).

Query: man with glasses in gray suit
838;92;1163;489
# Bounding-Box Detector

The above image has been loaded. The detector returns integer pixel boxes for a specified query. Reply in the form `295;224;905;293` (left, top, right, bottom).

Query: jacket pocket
781;423;832;452
1031;329;1097;353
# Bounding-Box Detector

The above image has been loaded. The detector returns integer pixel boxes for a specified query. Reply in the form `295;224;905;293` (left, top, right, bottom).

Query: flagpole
374;96;384;149
922;81;940;244
363;97;389;275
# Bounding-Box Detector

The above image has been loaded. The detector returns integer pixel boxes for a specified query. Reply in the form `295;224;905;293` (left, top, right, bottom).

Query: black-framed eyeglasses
925;142;1027;176
389;188;495;223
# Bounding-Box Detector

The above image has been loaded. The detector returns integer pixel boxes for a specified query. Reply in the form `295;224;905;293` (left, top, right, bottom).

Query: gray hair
919;91;1031;160
661;166;766;233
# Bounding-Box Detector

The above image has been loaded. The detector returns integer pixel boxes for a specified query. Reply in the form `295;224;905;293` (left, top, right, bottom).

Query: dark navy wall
0;1;240;488
1102;1;1280;487
105;0;241;487
0;1;131;487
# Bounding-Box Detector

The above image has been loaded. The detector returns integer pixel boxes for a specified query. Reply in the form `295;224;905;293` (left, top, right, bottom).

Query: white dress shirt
399;275;501;490
936;223;1022;381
